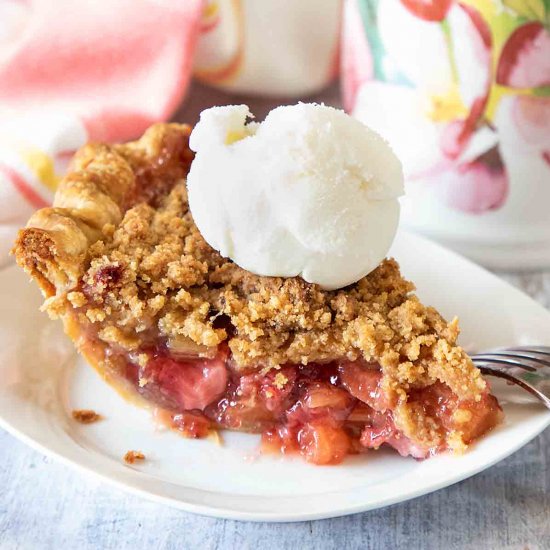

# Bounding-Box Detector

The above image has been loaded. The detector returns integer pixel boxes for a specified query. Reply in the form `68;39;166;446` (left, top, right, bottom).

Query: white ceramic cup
193;0;342;97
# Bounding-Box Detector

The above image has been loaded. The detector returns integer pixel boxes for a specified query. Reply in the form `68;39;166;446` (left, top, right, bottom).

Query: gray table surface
1;83;549;550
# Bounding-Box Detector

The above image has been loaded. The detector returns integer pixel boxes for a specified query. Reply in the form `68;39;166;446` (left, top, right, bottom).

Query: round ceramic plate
0;231;548;522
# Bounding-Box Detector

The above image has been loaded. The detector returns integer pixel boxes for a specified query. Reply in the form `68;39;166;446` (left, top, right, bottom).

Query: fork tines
473;347;550;372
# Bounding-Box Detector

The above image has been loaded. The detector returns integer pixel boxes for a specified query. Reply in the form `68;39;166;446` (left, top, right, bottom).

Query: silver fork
471;346;550;409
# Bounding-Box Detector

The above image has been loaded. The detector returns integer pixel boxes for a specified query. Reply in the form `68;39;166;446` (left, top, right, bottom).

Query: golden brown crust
14;208;102;296
13;123;489;450
12;123;192;295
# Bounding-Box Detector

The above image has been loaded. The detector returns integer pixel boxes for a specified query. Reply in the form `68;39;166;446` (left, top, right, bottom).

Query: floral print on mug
342;0;550;214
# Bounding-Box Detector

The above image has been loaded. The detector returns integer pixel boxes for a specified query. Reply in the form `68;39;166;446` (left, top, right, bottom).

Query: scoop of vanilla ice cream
187;103;404;290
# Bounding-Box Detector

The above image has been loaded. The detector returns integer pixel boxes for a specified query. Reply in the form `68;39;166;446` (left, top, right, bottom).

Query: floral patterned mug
342;0;550;269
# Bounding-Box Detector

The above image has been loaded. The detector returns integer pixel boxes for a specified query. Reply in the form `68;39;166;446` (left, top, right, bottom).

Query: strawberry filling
338;360;393;411
121;348;501;465
127;350;229;412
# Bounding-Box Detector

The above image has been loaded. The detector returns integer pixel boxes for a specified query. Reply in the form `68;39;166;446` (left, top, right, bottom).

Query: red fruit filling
339;360;393;411
130;351;228;412
121;348;500;465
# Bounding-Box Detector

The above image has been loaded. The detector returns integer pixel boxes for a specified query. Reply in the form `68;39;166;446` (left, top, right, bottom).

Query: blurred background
1;0;549;267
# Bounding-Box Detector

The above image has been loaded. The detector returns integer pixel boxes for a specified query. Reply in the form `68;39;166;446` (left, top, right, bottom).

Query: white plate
0;231;549;522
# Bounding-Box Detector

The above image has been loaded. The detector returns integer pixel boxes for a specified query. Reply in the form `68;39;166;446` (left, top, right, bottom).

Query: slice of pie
13;123;502;465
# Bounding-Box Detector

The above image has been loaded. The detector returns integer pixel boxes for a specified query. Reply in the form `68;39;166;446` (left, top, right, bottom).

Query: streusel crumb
123;450;145;464
72;409;102;424
273;372;289;390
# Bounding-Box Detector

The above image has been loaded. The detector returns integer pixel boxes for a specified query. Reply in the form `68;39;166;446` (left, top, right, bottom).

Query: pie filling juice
87;328;500;465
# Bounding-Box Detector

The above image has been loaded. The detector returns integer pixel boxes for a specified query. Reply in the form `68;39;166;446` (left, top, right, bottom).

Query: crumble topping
123;450;145;464
273;372;289;390
72;409;102;424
